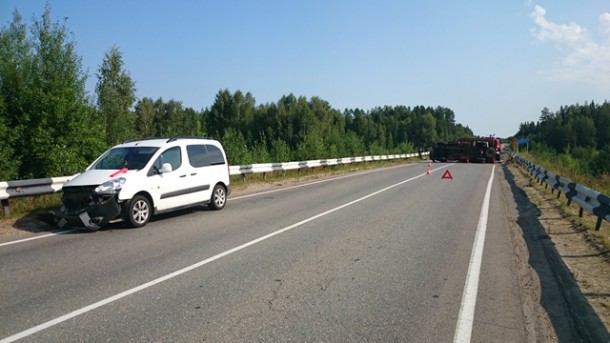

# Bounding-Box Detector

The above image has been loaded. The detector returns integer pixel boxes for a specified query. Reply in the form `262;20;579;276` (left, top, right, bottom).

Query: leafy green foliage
202;90;472;165
270;139;291;162
1;6;104;178
0;97;18;180
517;102;610;178
134;97;155;137
590;146;610;177
96;46;136;145
222;128;250;165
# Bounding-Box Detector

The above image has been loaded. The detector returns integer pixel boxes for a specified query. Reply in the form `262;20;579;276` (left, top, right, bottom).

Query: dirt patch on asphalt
0;215;57;239
504;161;610;342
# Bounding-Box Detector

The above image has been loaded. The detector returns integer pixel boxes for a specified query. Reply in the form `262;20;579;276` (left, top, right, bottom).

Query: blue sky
1;1;609;138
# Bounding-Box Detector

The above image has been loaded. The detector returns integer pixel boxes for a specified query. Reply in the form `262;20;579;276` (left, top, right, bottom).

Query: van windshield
92;147;159;170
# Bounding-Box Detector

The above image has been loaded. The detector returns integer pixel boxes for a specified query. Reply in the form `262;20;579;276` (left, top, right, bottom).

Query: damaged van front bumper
55;186;121;231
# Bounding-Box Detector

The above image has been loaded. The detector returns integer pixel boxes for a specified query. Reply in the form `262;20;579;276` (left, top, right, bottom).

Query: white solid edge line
453;164;496;343
0;165;444;343
0;230;75;247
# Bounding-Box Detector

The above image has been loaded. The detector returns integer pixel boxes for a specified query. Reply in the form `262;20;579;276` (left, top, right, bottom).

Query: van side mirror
161;163;173;174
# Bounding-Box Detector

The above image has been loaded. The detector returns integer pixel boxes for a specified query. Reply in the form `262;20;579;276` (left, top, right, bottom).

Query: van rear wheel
123;195;151;228
208;184;226;210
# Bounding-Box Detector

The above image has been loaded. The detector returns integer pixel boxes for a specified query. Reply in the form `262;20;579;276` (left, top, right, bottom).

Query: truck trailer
430;136;502;163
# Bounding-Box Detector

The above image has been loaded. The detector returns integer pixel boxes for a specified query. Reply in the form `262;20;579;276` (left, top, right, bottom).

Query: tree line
516;101;610;176
0;6;473;180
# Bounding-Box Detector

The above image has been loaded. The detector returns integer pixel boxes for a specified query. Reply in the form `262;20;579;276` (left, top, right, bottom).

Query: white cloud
600;12;610;38
530;5;588;45
530;5;610;89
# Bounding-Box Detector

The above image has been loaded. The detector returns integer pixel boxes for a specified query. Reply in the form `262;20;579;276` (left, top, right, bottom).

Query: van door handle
190;173;197;176
180;174;187;178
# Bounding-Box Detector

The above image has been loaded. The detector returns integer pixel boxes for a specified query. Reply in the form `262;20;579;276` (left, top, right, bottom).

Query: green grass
519;152;610;196
2;193;63;219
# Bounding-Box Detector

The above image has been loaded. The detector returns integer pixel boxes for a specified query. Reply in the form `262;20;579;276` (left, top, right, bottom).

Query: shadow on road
2;205;213;236
503;164;609;343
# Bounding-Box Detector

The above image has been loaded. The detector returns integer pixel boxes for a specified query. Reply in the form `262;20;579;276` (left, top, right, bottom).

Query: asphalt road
0;162;527;342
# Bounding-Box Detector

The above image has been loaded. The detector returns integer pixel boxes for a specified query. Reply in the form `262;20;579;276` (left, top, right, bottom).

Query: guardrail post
1;199;9;218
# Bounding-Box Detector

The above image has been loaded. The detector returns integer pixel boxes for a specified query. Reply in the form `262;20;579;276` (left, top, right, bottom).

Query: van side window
152;147;182;172
205;144;226;166
186;145;207;168
186;144;226;168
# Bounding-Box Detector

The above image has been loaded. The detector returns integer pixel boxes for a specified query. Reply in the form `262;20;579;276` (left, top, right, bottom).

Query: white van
56;137;231;230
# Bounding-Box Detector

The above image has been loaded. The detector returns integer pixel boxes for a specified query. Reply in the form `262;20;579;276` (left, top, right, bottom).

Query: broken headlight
94;177;126;195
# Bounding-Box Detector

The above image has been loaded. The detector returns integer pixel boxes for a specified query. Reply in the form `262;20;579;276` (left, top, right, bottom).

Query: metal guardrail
0;152;426;217
0;176;72;217
514;155;610;230
229;153;422;177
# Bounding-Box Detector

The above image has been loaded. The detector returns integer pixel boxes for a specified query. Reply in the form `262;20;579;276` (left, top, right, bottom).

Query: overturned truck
430;136;502;163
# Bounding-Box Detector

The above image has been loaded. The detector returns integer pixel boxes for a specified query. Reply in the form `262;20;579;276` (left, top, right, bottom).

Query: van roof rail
166;136;215;143
167;136;198;143
122;137;164;143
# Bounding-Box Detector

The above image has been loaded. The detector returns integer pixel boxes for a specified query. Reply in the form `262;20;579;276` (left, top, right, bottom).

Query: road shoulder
503;162;610;342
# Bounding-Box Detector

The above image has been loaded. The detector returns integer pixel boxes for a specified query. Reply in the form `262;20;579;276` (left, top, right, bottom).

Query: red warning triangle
442;170;453;180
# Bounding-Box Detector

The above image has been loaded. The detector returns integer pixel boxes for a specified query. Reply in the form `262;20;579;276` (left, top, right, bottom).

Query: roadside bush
589;146;610;177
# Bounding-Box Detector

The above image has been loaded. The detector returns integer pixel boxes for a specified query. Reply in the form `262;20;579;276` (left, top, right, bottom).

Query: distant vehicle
430;136;502;163
55;137;231;231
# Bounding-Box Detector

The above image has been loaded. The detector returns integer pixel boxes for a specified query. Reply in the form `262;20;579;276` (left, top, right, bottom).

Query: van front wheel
123;195;151;228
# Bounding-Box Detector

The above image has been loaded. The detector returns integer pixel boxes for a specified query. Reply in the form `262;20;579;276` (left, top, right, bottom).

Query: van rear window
187;144;226;168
